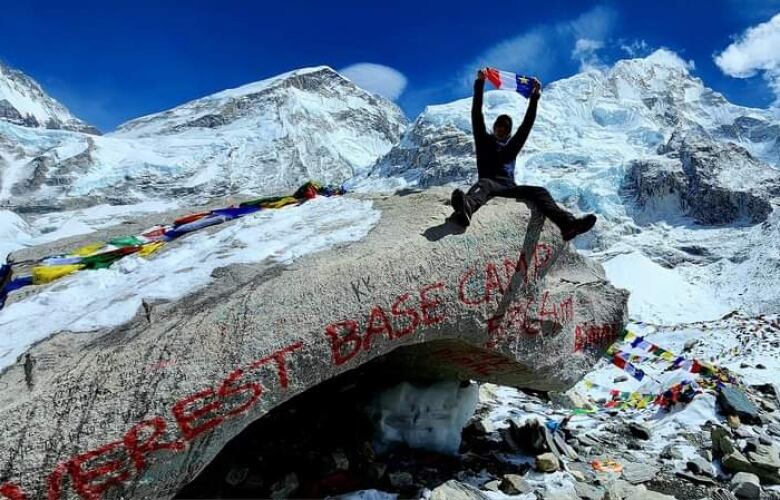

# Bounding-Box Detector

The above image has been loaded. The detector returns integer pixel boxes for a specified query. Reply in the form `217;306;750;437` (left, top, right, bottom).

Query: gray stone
687;456;715;477
711;489;740;500
567;461;596;482
575;482;605;500
736;429;758;441
536;452;561;472
578;434;602;447
553;431;579;460
746;443;780;484
430;480;490;500
628;422;652;440
718;386;761;424
723;451;754;474
730;472;761;499
605;480;676;500
677;470;717;486
499;474;532;495
482;479;501;492
746;443;780;470
622;461;658;484
541;486;579;500
0;191;629;499
713;426;737;457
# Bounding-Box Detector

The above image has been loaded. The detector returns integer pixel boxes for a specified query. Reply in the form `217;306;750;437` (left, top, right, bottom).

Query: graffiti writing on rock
486;293;574;348
325;283;447;365
574;323;620;352
0;342;303;500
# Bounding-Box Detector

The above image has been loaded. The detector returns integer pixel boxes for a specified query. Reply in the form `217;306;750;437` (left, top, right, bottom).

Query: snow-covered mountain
367;49;778;187
0;62;99;135
0;66;407;209
358;49;780;316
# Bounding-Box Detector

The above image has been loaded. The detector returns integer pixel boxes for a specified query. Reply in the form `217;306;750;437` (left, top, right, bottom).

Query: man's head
493;114;512;141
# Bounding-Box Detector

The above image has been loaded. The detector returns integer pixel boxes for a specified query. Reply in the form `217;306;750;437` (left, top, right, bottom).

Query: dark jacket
471;78;538;183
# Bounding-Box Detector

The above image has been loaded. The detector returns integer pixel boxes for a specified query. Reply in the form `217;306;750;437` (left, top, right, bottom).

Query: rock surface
0;189;627;499
730;472;761;499
535;452;560;472
499;474;532;495
430;480;490;500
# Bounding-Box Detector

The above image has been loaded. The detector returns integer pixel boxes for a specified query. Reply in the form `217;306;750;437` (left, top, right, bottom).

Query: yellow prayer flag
138;242;165;257
71;243;105;257
32;264;85;285
261;196;299;209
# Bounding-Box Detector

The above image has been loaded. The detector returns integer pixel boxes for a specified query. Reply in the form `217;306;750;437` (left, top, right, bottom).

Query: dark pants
464;177;575;229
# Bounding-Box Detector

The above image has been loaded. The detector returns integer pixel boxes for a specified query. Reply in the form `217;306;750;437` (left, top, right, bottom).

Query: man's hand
529;77;542;100
476;69;486;81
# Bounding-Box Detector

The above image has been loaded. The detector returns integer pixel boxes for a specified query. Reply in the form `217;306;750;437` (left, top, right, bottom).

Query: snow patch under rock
368;380;479;455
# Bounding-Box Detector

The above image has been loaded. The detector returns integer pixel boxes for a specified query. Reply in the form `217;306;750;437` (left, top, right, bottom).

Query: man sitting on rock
450;69;597;241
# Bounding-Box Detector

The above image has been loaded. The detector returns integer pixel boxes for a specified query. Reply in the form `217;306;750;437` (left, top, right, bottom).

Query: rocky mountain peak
0;61;100;135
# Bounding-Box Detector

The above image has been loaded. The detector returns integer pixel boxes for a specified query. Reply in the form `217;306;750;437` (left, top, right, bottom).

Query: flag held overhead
484;67;540;98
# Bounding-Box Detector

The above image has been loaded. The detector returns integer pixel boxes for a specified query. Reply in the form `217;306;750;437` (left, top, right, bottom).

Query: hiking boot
449;211;471;227
561;214;597;241
450;189;472;227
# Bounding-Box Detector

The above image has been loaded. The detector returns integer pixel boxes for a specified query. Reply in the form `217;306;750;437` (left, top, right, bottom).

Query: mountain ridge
0;62;100;135
0;65;407;209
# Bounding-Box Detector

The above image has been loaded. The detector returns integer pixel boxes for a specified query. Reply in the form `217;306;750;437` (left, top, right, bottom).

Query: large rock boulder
0;189;627;499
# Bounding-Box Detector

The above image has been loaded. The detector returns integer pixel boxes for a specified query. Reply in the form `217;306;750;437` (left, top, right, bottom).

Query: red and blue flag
484;67;539;98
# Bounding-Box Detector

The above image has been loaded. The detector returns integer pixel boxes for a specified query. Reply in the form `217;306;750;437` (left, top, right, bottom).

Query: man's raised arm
505;78;541;158
472;70;487;140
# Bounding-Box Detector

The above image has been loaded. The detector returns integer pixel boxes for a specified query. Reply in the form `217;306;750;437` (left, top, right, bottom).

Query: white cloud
714;12;780;107
572;38;606;72
620;39;650;58
462;5;617;85
568;5;616;41
646;48;695;71
340;63;408;101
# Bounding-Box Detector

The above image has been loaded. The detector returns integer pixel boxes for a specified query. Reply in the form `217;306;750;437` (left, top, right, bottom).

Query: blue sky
1;0;779;131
